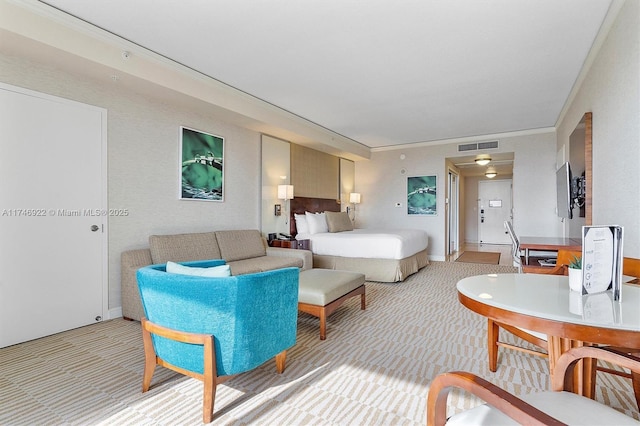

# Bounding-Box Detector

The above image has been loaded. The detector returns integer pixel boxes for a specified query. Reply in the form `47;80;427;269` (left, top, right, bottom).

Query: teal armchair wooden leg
275;350;287;373
140;318;219;423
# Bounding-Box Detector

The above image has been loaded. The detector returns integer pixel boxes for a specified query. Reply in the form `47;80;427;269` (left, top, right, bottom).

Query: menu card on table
581;225;624;300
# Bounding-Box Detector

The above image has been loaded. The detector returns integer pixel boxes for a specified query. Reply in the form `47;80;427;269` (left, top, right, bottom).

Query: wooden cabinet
269;239;310;250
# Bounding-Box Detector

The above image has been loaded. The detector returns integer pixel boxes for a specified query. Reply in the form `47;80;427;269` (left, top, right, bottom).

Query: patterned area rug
1;261;636;425
455;250;501;264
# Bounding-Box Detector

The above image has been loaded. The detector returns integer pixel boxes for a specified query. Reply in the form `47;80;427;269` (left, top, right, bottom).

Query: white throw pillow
294;213;310;234
305;211;328;234
166;261;231;277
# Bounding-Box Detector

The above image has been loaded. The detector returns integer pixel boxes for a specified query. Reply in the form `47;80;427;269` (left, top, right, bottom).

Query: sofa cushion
325;211;353;232
228;256;303;276
215;229;266;262
166;261;231;277
149;232;221;264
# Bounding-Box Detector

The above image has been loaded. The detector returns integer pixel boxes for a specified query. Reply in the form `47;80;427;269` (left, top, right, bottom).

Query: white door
0;84;106;348
448;170;459;255
478;180;512;244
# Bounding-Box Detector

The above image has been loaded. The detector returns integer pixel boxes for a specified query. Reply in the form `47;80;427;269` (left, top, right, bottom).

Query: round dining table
457;273;640;397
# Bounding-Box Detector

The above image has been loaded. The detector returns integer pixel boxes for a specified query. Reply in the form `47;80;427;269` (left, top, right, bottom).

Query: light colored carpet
455;251;501;265
1;262;637;425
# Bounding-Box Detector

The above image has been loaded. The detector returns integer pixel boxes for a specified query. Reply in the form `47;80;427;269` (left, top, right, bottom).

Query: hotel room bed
289;197;429;282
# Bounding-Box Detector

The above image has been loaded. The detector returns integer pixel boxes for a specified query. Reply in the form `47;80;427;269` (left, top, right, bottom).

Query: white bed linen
299;229;428;260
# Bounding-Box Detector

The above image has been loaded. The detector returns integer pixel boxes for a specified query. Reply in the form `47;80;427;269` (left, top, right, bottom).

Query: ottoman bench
298;268;366;340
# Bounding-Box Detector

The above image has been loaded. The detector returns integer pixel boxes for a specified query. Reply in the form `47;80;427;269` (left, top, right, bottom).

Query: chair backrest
137;260;299;377
624;257;640;280
504;221;521;270
556;249;581;267
504;221;518;246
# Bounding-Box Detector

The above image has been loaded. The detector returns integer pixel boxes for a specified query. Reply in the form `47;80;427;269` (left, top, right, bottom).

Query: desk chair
504;221;522;272
427;346;640;426
487;248;580;372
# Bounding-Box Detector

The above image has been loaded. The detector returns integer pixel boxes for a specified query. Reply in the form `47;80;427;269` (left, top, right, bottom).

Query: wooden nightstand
269;239;309;250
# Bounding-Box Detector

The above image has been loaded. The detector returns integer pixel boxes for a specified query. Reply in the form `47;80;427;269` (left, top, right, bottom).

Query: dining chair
591;256;640;409
427;346;640;426
487;248;580;372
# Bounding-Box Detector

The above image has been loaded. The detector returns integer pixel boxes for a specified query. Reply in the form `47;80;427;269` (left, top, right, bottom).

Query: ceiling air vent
457;140;499;152
478;140;499;150
458;143;478;152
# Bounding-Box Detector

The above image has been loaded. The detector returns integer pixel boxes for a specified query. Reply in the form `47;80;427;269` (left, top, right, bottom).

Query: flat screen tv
556;162;572;219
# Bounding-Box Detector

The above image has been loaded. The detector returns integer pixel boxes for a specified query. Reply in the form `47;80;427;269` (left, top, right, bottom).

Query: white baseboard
108;307;123;320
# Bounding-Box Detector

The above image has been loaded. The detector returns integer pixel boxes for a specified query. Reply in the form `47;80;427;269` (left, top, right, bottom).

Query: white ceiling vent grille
478;140;499;150
458;140;499;152
458;143;477;152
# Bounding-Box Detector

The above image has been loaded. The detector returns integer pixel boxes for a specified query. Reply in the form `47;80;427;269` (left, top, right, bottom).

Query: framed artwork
407;175;437;215
180;126;224;201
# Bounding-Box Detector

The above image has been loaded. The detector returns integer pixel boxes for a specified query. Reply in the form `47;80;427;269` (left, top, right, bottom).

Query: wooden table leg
548;336;594;397
548;336;561;384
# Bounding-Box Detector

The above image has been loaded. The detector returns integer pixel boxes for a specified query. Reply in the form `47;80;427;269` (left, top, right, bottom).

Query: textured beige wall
291;144;339;199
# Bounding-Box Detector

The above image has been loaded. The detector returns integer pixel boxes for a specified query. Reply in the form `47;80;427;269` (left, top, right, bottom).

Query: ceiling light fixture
485;170;497;178
475;156;491;166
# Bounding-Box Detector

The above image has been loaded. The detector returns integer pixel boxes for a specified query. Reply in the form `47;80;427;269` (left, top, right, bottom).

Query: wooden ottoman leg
319;308;327;340
360;288;366;310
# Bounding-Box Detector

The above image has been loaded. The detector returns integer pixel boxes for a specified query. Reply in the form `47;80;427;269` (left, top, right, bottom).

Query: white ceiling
40;0;612;149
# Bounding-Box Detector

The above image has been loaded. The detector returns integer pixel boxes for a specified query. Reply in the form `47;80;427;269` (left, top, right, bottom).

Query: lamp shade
349;193;361;204
277;185;294;200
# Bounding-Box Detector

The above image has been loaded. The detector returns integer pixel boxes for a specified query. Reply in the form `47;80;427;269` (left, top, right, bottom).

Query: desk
519;236;582;271
457;273;640;396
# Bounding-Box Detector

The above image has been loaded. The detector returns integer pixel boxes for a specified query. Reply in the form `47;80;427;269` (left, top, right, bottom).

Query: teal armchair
136;260;299;423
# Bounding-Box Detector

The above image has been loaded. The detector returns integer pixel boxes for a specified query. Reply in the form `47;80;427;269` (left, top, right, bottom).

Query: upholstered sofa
121;229;312;321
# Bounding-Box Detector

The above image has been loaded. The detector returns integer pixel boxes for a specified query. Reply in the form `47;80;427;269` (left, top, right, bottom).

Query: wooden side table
269;239;309;250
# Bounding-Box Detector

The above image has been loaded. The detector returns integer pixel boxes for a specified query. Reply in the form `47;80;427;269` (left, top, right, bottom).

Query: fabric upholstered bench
298;268;366;340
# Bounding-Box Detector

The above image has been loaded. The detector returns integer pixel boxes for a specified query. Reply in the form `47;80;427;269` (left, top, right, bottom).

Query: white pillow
305;211;328;234
166;261;231;277
294;213;310;234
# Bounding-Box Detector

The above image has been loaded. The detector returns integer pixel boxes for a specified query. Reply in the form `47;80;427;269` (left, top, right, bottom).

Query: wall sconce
276;185;294;222
347;192;361;222
277;185;294;200
475;156;491;166
485;169;498;178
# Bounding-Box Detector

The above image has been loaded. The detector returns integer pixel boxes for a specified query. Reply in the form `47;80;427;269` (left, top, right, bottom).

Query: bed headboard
289;197;341;236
